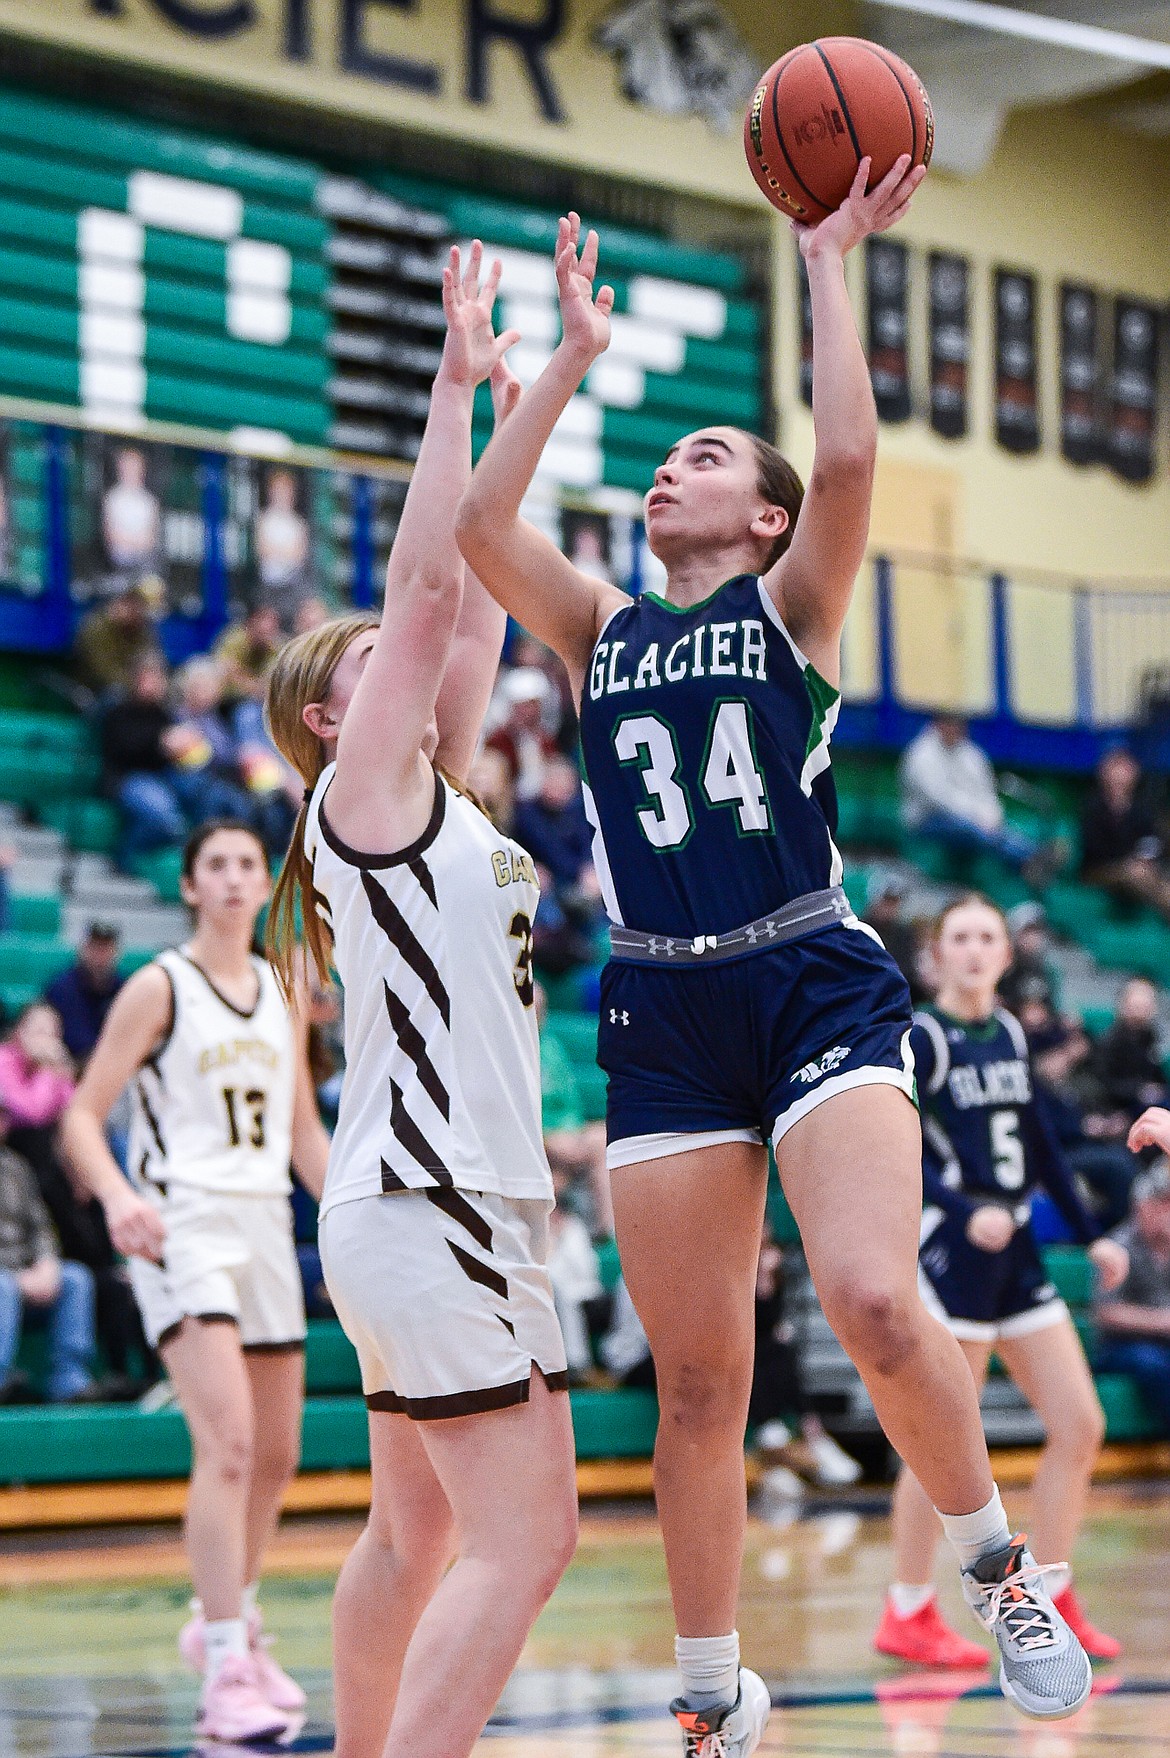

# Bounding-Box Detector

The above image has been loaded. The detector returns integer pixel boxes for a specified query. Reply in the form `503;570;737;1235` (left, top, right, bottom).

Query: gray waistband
608;886;852;966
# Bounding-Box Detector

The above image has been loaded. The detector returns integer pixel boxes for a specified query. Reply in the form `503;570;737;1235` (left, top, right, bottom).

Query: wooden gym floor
1;1484;1168;1757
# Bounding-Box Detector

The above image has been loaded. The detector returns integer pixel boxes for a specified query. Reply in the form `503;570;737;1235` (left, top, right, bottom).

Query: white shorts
318;1188;569;1420
128;1184;306;1351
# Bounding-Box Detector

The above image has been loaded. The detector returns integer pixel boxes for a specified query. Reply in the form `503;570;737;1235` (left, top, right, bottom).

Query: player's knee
828;1279;920;1375
254;1431;300;1489
203;1426;254;1489
1050;1397;1105;1462
657;1355;750;1433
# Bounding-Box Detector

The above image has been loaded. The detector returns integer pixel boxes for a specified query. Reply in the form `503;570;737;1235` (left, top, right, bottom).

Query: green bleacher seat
130;847;184;903
1042;1245;1095;1307
1095;1373;1162;1442
545;1011;599;1066
575;1064;608;1122
9;893;60;935
304;1320;361;1394
1081;1004;1115;1038
0;1386;663;1481
40;797;120;856
0;932;73;990
1087;920;1170;982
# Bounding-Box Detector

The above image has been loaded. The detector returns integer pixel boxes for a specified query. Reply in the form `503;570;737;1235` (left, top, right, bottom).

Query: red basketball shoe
1051;1585;1122;1661
873;1593;990;1668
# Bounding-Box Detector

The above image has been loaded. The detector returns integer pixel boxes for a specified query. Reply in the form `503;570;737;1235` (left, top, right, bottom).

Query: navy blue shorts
918;1214;1067;1340
597;918;915;1168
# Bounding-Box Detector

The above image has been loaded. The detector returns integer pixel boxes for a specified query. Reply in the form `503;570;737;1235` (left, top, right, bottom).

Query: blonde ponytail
265;612;380;998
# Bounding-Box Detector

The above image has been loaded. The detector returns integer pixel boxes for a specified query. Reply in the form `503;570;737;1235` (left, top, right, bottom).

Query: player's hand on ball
438;241;520;390
555;212;615;365
1089;1237;1129;1293
104;1184;166;1263
966;1204;1015;1253
794;153;925;262
1127;1106;1170;1156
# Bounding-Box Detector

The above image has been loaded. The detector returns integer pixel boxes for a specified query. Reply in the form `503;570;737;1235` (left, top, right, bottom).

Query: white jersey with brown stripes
305;763;553;1215
127;946;295;1196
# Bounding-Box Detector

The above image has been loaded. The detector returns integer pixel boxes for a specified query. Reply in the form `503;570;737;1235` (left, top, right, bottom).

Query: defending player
875;893;1128;1667
264;245;577;1758
59;819;331;1742
456;171;1095;1736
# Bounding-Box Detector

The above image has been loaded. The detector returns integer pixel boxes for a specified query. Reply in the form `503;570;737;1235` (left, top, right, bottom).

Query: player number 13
614;701;771;850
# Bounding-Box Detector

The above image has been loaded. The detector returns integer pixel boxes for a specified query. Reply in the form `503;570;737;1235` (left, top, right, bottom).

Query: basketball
744;37;933;224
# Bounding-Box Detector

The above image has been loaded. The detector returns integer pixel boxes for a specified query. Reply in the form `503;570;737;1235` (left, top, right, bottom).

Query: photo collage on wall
70;434;205;618
801;242;1163;483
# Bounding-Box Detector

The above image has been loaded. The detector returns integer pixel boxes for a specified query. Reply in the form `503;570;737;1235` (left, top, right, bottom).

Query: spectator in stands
547;1162;604;1382
862;872;930;1001
1079;745;1170;920
100;655;248;867
898;713;1043;876
215;604;283;723
999;901;1060;1015
0;1003;147;1398
750;1226;861;1487
1094;1148;1170;1437
0;1002;75;1128
509;631;579;754
487;667;559;802
0;1105;97;1404
1090;978;1168;1126
73;584;159;698
514;753;597;899
43;923;124;1067
254;467;311;628
102;445;162;587
1015;992;1138;1231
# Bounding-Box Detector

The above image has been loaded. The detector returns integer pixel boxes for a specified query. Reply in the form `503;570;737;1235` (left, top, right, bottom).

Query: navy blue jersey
577;575;842;936
912;1006;1098;1244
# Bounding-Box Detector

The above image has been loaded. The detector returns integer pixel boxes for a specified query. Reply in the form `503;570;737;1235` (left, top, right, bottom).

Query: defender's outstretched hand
439;241;520;389
555;212;615;366
1128;1106;1170;1155
794;154;925;262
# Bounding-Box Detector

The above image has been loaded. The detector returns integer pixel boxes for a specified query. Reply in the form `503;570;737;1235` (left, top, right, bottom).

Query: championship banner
798;257;814;409
928;251;969;440
994;268;1040;455
866;239;911;423
1059;283;1103;467
1108;298;1160;484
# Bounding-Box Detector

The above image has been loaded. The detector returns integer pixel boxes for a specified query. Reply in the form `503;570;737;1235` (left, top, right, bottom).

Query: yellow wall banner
0;0;853;203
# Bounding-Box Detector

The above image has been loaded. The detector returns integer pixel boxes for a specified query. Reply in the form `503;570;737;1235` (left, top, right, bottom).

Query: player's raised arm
764;154;924;683
433;360;522;785
457;214;629;697
326;243;519;846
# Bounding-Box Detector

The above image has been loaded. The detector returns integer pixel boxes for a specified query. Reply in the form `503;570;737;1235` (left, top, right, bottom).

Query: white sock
937;1489;1013;1570
675;1631;740;1709
1046;1565;1071;1596
204;1618;249;1678
889;1582;935;1619
241;1581;260;1624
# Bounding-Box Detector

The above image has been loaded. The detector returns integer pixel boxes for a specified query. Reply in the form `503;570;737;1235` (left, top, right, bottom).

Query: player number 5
990;1110;1025;1190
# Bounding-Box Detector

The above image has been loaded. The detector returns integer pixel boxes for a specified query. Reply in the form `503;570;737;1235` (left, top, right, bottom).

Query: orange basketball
744;37;933;224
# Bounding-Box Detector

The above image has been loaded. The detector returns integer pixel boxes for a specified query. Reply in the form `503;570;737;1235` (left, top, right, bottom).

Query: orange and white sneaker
1051;1586;1122;1661
874;1593;990;1668
670;1668;772;1758
180;1607;307;1713
196;1655;290;1743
